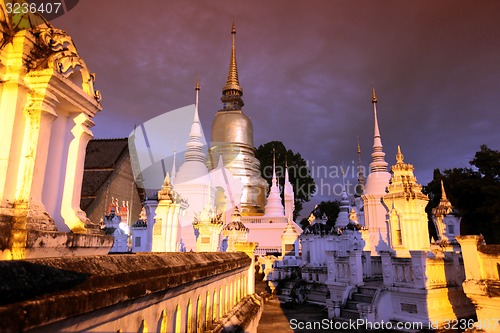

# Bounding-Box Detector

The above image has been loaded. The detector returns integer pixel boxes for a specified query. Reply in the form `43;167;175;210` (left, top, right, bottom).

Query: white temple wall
362;193;390;255
175;183;212;251
457;235;500;333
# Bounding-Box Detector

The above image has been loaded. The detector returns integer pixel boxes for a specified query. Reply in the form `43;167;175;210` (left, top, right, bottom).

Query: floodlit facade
130;22;301;255
0;6;112;259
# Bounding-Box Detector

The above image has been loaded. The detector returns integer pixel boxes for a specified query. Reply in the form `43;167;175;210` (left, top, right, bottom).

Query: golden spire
396;145;404;163
372;84;378;103
223;20;242;93
440;180;448;200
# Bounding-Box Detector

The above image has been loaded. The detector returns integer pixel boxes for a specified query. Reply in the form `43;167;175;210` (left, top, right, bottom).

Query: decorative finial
194;78;200;124
440;180;448;200
195;77;200;91
369;85;388;173
272;147;277;181
396;145;404;163
171;142;177;181
356;136;365;191
341;162;346;189
223;20;241;92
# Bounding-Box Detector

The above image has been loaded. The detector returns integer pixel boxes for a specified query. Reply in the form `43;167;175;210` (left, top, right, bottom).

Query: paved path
257;297;329;333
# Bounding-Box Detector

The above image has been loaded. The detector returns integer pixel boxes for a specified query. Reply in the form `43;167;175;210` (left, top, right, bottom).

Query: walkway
257;297;329;333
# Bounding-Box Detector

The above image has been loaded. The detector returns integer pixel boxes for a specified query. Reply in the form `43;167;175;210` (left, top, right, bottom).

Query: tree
299;200;340;230
255;141;316;220
422;145;500;244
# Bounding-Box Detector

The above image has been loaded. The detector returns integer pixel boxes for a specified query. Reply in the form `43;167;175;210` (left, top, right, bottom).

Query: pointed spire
223;20;242;93
184;79;205;163
284;156;289;183
194;78;200;123
372;85;378;103
369;84;388;173
171;144;177;182
158;172;174;201
355;136;365;197
272;148;277;186
264;147;285;217
396;145;404;163
220;21;244;111
341;165;349;202
433;184;453;216
440;180;448;200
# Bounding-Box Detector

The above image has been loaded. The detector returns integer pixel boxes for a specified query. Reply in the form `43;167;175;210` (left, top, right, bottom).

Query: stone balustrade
370;256;383;279
241;216;287;224
392;258;414;287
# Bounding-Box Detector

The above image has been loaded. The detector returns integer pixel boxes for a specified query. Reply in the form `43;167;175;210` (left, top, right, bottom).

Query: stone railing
392;257;414;287
458;235;500;281
0;252;262;333
381;250;465;290
241;216;288;224
334;257;351;283
371;256;383;279
425;258;458;287
478;245;500;280
255;247;281;256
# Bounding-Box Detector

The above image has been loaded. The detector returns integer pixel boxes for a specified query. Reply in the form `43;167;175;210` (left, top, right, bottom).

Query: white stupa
173;80;213;251
264;150;285;218
362;87;392;255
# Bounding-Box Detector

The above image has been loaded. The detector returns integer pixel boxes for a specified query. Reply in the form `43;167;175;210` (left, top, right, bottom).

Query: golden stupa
209;22;268;216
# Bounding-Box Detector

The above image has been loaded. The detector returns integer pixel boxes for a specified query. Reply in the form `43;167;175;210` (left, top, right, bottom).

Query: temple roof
81;138;141;211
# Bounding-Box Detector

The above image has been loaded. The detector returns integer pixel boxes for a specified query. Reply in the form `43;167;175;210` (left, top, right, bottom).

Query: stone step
340;308;359;320
351;293;373;303
345;300;362;310
357;286;377;296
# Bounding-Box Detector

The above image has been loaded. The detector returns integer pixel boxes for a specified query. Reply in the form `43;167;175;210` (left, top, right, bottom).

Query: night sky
53;1;500;214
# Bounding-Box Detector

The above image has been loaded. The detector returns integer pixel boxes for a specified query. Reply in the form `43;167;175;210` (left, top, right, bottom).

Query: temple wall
0;15;113;259
0;252;262;333
457;236;500;333
84;148;142;225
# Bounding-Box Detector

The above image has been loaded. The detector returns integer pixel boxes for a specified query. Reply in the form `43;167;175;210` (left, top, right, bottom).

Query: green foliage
255;141;316;220
299;200;340;230
422;145;500;244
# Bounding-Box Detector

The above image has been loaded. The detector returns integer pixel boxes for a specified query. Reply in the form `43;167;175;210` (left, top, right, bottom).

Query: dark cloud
52;0;500;214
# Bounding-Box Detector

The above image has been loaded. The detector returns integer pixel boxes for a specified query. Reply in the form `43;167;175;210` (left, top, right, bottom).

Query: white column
60;113;95;233
15;93;58;216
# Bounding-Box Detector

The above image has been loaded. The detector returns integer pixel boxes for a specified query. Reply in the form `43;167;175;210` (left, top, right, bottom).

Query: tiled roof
80;138;129;211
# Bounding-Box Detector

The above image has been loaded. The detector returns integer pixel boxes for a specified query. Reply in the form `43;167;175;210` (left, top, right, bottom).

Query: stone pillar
456;235;484;281
60;113;96;234
380;251;393;287
143;199;158;252
235;241;258;295
349;250;364;285
363;251;372;279
15;94;58;226
0;35;30;205
155;199;181;252
410;250;428;289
